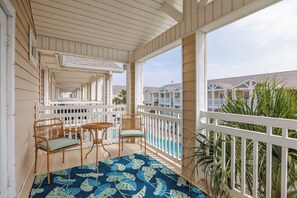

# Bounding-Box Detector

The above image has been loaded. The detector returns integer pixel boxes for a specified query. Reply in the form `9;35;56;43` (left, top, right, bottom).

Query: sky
113;0;297;87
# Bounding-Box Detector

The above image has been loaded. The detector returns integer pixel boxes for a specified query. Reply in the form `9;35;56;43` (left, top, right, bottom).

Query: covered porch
1;0;296;197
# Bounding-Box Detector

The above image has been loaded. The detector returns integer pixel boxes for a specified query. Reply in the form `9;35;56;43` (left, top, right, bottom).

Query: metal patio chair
33;118;83;184
118;114;146;158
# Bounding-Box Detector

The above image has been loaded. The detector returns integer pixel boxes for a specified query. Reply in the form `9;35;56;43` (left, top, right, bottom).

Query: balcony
159;98;171;105
208;98;225;110
173;98;181;106
2;0;291;197
144;98;158;104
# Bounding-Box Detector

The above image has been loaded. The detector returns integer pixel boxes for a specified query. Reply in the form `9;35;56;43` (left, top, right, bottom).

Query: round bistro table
82;122;113;165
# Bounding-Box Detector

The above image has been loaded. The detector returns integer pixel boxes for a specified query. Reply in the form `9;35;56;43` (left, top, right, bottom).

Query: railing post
281;128;288;198
266;126;272;198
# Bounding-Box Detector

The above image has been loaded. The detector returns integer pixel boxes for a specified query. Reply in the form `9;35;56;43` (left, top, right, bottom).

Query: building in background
125;70;297;111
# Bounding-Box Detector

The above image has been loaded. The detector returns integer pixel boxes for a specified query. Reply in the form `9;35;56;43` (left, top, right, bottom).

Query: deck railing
137;105;182;164
159;98;171;104
49;101;104;106
35;104;126;145
200;110;297;198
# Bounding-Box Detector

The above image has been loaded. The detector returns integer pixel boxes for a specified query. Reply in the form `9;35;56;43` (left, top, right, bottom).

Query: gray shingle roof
64;56;124;73
209;70;297;89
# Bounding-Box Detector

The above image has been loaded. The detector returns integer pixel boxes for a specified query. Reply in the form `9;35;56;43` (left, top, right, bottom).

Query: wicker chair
118;114;146;158
33;118;83;184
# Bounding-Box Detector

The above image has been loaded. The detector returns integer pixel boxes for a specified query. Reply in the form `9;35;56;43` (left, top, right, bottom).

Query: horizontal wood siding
133;0;279;61
11;0;40;195
182;33;196;177
37;35;130;63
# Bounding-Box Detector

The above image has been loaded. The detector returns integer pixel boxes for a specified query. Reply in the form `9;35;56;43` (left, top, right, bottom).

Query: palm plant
112;89;126;104
191;79;297;197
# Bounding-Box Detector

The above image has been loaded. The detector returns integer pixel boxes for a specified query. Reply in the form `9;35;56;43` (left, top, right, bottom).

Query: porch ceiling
54;70;103;93
30;0;182;51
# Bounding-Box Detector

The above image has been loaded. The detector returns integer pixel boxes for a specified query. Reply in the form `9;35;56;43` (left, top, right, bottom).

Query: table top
81;122;113;130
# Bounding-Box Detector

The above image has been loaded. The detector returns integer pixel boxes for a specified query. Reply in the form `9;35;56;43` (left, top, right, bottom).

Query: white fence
137;105;182;164
35;104;126;145
200;110;297;198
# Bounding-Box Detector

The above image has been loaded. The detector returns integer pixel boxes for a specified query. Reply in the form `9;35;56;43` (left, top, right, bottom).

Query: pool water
111;129;182;159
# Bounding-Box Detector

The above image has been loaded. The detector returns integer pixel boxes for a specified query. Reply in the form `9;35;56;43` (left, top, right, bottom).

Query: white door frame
0;0;15;197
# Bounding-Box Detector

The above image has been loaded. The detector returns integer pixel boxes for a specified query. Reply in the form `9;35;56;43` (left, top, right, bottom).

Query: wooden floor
19;143;206;197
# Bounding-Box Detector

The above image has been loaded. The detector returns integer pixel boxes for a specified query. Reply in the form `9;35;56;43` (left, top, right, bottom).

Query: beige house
0;0;294;198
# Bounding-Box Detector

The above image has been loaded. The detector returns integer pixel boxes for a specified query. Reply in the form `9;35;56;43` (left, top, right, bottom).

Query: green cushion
38;138;80;151
120;130;144;137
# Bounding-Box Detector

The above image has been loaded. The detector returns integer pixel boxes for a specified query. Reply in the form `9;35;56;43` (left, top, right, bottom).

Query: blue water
111;129;182;159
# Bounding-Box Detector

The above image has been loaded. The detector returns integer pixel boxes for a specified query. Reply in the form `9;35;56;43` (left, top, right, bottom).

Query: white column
44;68;49;105
125;63;131;112
195;30;207;181
109;72;113;105
51;75;55;101
158;92;160;106
135;61;144;111
232;89;236;100
211;90;215;111
248;80;253;107
96;79;99;102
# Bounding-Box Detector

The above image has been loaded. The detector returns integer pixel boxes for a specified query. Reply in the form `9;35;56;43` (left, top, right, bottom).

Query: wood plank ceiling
30;0;182;51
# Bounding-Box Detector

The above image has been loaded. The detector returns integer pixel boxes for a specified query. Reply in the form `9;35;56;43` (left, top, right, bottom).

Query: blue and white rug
30;153;210;197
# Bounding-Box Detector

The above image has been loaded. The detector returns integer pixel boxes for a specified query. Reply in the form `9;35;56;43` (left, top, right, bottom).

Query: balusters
173;121;176;158
241;137;246;195
231;135;236;190
266;126;272;198
165;120;168;154
169;121;172;156
281;128;288;198
253;140;258;198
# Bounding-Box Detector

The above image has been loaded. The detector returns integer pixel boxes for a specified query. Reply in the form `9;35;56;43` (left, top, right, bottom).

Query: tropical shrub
191;80;297;197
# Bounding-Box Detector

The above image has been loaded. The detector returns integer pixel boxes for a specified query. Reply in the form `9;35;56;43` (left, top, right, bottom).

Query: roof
113;86;126;94
209;70;297;89
160;83;182;92
64;56;124;73
114;70;297;94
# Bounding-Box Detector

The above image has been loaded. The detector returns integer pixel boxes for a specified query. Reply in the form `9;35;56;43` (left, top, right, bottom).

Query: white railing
137;105;182;164
144;98;153;103
49;100;104;106
159;98;171;104
173;98;181;105
200;110;297;198
208;98;225;106
35;104;126;145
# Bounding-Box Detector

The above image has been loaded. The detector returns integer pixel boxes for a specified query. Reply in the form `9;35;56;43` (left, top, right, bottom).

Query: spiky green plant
191;79;297;197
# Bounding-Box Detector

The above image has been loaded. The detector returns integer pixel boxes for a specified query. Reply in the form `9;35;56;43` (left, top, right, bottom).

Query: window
29;27;38;66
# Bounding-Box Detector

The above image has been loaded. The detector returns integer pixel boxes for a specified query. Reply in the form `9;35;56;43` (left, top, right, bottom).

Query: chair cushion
38;138;80;151
120;130;144;137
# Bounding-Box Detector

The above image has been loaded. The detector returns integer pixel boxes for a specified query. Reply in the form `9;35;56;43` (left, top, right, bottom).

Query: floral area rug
30;153;210;197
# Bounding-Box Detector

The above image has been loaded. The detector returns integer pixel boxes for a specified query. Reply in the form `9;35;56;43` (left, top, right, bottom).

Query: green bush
191;80;297;197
